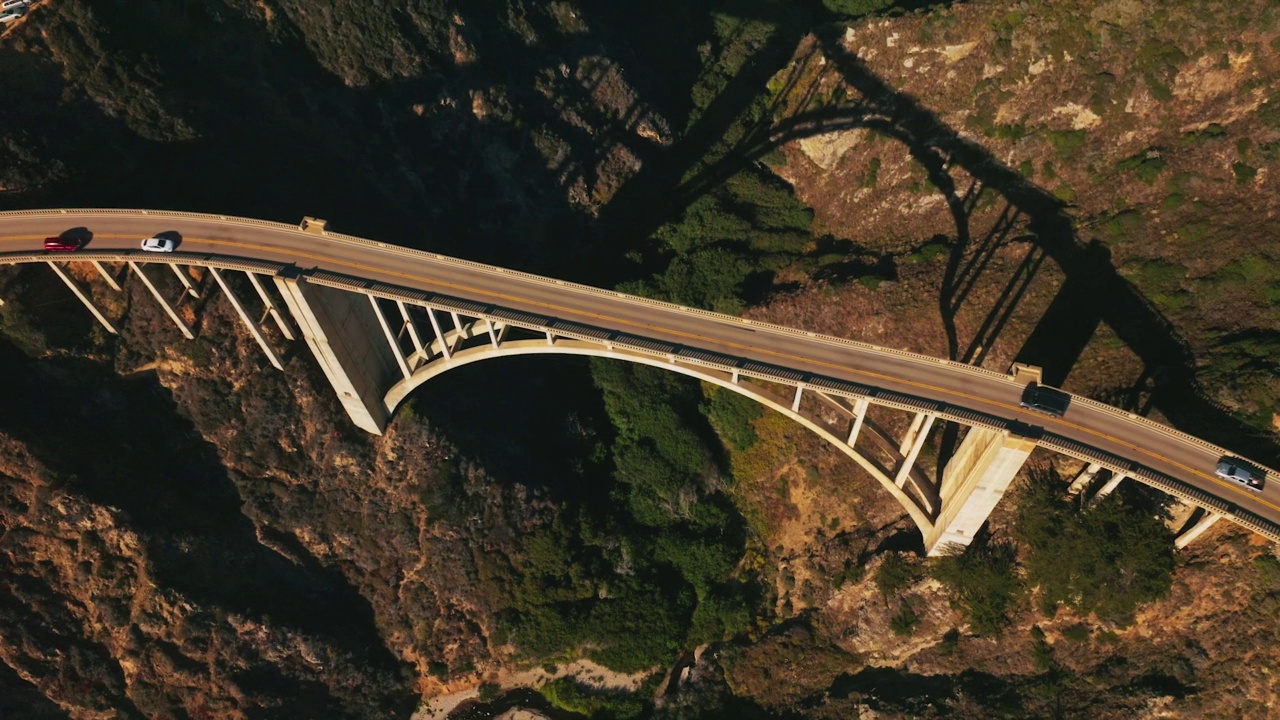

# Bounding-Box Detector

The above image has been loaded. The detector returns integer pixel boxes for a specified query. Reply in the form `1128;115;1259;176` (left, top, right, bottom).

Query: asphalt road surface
2;209;1277;533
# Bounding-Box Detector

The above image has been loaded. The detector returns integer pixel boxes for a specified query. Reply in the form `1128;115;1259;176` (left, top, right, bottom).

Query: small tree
930;540;1021;635
875;552;923;598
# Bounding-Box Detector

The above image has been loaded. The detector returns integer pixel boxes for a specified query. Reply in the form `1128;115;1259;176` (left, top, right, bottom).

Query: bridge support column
46;262;117;334
791;385;804;412
1087;472;1127;507
395;301;426;367
925;427;1036;554
894;413;936;488
246;272;295;340
426;308;452;360
484;318;500;348
900;412;928;454
368;296;411;379
128;261;194;340
170;264;200;298
1067;462;1103;496
846;398;869;446
1175;510;1223;549
90;261;122;292
208;268;284;371
273;276;403;434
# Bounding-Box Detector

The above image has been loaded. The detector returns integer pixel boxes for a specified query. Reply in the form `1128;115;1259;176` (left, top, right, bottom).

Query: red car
44;235;84;251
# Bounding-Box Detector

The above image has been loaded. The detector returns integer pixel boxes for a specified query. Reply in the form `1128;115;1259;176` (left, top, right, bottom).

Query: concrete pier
925;426;1035;554
273;277;402;434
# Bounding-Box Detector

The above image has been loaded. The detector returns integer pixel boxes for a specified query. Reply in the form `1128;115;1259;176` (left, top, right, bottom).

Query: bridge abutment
273;276;400;434
925;426;1035;554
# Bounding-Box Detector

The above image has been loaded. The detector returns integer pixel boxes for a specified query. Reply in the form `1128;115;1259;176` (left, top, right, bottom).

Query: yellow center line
3;231;1272;511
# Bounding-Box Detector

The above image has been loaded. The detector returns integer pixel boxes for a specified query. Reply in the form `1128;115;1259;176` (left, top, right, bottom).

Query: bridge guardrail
3;209;1277;486
1040;434;1280;543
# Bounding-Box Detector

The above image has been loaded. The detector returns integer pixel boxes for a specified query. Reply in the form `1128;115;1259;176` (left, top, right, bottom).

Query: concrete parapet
925;426;1036;554
273;276;400;434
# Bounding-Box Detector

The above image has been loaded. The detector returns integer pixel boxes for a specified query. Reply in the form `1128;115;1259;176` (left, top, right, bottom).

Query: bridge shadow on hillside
3;0;1275;470
616;25;1280;467
0;339;414;716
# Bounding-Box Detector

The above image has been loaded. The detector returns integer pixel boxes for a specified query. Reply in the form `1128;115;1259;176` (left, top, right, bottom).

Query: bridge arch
2;208;1275;552
383;337;938;535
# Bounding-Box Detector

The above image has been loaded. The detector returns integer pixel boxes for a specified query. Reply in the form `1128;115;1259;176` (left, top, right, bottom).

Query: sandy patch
413;659;648;720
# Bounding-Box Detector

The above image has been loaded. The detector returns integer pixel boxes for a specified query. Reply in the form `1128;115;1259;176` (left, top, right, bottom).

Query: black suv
1019;383;1070;418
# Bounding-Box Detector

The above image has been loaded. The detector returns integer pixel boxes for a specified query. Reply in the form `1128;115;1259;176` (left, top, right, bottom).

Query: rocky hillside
2;0;1280;719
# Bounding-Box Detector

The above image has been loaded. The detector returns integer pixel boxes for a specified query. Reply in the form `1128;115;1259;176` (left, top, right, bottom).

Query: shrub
541;677;647;720
1062;625;1090;642
701;386;762;452
890;603;920;636
822;0;897;17
938;628;960;655
862;157;882;188
876;552;922;598
1116;152;1166;184
1013;474;1175;622
1047;130;1087;158
1233;161;1258;184
1030;626;1054;671
930;539;1021;635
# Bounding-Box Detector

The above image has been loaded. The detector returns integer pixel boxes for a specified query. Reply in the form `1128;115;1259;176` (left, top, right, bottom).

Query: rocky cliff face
3;0;1280;718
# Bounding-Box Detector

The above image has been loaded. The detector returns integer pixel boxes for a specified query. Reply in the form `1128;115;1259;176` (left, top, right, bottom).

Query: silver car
1216;457;1264;492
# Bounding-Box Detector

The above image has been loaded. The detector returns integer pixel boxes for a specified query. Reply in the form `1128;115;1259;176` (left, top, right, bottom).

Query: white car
140;237;176;252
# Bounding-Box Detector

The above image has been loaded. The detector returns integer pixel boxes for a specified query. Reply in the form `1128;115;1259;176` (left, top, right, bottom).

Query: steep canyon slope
2;0;1280;719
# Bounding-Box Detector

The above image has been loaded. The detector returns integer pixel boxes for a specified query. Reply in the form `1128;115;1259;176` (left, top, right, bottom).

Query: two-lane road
2;210;1277;533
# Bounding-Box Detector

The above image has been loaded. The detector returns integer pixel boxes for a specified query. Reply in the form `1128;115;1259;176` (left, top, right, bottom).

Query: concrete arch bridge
1;209;1277;554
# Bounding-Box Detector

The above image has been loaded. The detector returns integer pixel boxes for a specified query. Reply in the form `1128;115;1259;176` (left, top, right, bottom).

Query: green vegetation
1135;38;1187;102
930;539;1021;635
1179;123;1226;146
1062;625;1090;642
541;677;647;720
1115;151;1166;185
1233;161;1258;184
1046;129;1087;158
1013;475;1175;623
862;157;882;188
938;628;960;655
1101;210;1143;241
627;169;815;314
1029;625;1054;671
702;385;763;452
821;0;899;18
907;241;948;263
875;552;923;597
1123;258;1189;311
890;602;920;636
0;298;47;357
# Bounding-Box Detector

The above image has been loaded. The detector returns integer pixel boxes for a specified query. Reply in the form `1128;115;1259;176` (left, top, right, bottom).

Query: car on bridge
1216;457;1265;492
44;235;84;252
141;236;177;252
1019;382;1070;418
